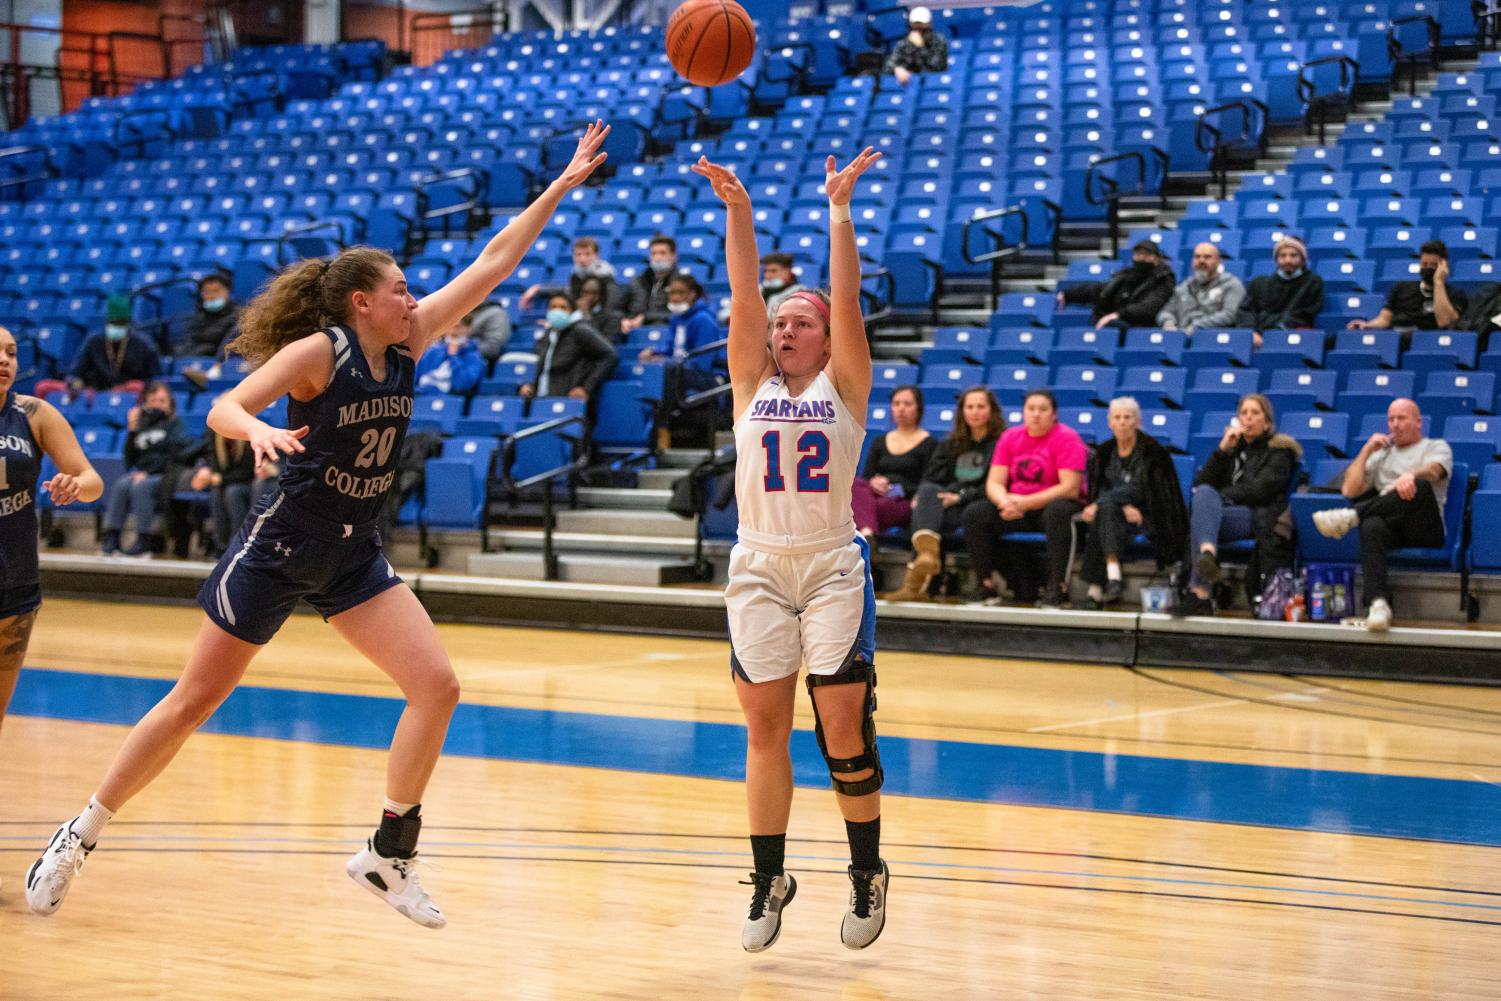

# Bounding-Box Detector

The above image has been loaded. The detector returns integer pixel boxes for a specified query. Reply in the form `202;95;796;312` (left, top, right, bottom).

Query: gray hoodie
1156;269;1247;333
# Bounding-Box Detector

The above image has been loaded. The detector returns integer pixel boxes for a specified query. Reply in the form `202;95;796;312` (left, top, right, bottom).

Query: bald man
1313;398;1452;631
1157;243;1246;334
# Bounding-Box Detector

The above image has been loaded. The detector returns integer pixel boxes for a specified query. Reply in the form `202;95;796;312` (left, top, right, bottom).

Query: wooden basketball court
5;598;1500;999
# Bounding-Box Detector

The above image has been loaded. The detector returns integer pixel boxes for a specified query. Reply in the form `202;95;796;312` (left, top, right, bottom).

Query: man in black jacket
620;234;680;335
1235;236;1324;348
520;292;619;409
176;274;240;359
68;294;162;394
1059;241;1176;331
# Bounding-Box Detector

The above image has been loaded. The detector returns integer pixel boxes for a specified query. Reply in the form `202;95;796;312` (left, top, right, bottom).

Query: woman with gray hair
1079;397;1187;608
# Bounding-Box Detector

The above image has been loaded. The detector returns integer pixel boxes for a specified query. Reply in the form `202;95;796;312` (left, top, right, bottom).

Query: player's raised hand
250;423;309;474
691;156;750;208
556;120;610;191
824;147;882;207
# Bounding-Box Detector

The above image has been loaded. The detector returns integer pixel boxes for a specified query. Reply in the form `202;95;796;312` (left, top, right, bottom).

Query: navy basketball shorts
199;491;404;646
0;581;42;620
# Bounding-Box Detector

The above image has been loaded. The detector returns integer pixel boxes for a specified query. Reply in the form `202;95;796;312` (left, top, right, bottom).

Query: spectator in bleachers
883;386;1004;602
1235;236;1324;349
178;424;278;555
1078;397;1188;609
66;294;162;396
1312;398;1452;632
519;291;618;405
886;6;949;86
852;385;936;549
578;274;624;343
720;252;808;325
1463;283;1501;351
639;273;726;441
466;301;515;363
415;315;485;396
1348;239;1467;333
518;235;619;311
1181;393;1302;616
1156;243;1246;335
100;381;191;558
962;389;1087;607
1057;240;1176;331
620;235;679;335
176;273;240;360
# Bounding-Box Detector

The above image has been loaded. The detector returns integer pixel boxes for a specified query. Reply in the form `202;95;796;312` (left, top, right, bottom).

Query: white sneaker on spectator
1366;598;1392;633
1313;508;1359;539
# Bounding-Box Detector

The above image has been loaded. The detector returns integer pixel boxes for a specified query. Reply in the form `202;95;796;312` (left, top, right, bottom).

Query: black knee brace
806;663;883;797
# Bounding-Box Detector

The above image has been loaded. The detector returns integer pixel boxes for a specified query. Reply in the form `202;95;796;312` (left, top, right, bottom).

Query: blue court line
13;667;1501;847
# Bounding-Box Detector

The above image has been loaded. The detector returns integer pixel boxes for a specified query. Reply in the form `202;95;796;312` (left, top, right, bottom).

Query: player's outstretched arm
412;120;611;354
824;147;880;424
691;156;773;408
209;334;332;473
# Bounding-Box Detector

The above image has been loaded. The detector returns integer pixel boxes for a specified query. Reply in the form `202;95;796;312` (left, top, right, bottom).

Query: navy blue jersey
277;326;415;529
0;391;42;593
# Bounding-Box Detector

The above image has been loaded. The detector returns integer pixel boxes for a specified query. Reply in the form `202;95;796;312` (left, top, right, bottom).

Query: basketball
665;0;756;88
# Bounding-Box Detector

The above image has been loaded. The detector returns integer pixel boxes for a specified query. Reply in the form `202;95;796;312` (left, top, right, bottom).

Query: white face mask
667;301;690;314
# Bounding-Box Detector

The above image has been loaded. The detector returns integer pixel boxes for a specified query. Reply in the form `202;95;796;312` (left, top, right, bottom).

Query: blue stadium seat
1443;416;1501;469
1138;409;1190;452
1282;410;1352;458
423;437;496;528
454;395;525;438
1118;329;1187;368
872;363;920;390
1119;366;1188;409
1185;367;1260;414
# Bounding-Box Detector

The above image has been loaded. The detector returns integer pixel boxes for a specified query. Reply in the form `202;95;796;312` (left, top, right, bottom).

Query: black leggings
961;496;1082;600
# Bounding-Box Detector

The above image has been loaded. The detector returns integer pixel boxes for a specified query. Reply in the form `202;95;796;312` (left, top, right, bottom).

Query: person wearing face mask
620;235;680;334
1181;393;1303;616
65;294;162;397
519;292;618;408
100;381;191;558
415;315;485;396
722;253;808;324
1060;241;1176;331
518;235;619;311
1348;239;1468;337
1156;242;1246;335
178;274;241;359
639;274;726;443
1234;237;1324;349
885;6;949;86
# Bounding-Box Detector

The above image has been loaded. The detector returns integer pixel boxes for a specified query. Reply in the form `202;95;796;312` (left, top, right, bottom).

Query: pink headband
789;290;831;324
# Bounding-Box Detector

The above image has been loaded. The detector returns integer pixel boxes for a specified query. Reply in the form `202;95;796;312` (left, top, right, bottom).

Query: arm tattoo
17;395;40;418
0;611;37;670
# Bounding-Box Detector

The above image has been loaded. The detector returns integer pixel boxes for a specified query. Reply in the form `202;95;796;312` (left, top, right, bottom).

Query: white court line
1027;698;1245;733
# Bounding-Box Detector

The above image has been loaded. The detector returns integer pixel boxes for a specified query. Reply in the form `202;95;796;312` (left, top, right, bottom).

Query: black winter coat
1085;432;1188;568
1094;263;1177;327
919;429;1002;507
1235;272;1324;332
1193;431;1303;599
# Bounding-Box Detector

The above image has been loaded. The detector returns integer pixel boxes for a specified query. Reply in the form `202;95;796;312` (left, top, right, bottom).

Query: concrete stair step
637;467;687;490
466;551;705;585
556;508;696;537
487;528;709;557
576;486;673;510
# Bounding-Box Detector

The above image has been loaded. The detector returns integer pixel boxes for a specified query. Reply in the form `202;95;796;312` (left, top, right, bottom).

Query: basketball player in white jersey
692;148;886;952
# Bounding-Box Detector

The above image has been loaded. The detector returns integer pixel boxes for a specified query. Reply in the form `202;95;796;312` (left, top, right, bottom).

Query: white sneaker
740;871;796;952
1313;507;1359;540
1367;598;1393;633
346;838;446;929
25;822;91;916
841;861;889;950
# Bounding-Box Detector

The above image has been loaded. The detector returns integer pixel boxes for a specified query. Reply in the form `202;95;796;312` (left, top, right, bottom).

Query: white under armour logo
272;542;292;557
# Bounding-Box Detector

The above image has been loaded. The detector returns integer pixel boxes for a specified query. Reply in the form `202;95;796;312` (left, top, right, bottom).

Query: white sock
73;796;114;849
383;798;418;816
1087;584;1103;602
1105;562;1122;583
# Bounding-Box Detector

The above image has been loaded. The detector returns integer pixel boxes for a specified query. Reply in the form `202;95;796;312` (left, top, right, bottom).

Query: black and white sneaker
346;837;446;929
25;822;91;916
841;861;889;950
740;871;796;952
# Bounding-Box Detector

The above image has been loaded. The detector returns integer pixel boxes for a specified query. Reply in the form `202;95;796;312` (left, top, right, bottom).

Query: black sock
845;817;881;872
749;833;786;877
374;804;422;859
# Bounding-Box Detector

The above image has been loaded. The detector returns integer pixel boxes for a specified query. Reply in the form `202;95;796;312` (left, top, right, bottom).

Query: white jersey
733;369;863;555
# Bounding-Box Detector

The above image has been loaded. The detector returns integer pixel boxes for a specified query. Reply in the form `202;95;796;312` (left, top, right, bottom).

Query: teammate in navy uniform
0;324;104;734
25;122;612;925
693;149;891;951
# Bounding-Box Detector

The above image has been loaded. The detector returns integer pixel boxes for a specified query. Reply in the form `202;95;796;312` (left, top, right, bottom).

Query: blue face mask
105;324;128;341
1276;268;1304;280
202;297;227;312
546;308;572;330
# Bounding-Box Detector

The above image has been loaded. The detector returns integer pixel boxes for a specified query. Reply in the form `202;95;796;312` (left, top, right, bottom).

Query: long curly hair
948;385;1005;449
228;246;396;366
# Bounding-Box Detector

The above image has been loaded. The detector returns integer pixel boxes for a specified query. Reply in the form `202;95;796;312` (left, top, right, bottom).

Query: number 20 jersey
733;369;862;556
277;325;415;528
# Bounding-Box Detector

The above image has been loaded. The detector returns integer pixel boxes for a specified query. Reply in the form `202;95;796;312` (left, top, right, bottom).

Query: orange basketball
665;0;757;88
